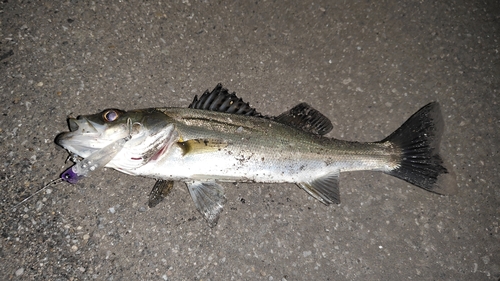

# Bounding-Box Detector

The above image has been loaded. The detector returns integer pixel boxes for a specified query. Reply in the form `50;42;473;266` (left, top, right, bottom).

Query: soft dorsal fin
275;103;333;135
189;84;261;116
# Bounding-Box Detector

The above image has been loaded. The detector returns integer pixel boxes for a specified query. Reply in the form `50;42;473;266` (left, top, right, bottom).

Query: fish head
55;108;170;158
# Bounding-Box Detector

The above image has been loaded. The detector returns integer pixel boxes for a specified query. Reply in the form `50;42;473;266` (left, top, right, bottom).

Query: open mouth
65;116;102;135
55;117;100;148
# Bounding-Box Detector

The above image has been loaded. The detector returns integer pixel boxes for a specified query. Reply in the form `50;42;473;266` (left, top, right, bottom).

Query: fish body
113;108;396;183
56;84;455;226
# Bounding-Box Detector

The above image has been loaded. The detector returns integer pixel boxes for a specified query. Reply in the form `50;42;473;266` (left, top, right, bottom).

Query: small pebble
15;267;24;276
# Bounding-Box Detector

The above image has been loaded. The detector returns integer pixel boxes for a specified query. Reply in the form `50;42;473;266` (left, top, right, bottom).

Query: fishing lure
11;126;131;210
60;136;130;183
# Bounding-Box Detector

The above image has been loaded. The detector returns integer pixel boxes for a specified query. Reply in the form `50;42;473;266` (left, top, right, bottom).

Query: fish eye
103;110;119;122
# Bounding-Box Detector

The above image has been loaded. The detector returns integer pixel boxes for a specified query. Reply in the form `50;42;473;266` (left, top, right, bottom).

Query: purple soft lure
61;166;81;184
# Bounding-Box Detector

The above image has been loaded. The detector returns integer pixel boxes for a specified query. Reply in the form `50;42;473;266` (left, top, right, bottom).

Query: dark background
1;1;499;280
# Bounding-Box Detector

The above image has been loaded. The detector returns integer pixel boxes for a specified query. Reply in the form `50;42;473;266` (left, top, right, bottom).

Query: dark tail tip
382;102;457;195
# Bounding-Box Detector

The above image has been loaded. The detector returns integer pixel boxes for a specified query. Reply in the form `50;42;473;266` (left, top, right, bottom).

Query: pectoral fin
297;172;340;204
186;180;226;227
148;180;174;208
177;138;227;156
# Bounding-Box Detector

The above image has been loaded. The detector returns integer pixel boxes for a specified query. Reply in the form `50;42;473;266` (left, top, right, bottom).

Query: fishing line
10;177;64;211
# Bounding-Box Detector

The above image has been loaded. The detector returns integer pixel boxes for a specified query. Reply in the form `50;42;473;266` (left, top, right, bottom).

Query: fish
55;84;456;226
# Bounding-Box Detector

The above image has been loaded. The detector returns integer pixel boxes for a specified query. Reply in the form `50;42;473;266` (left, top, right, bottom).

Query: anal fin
297;172;340;204
186;180;227;227
148;180;174;208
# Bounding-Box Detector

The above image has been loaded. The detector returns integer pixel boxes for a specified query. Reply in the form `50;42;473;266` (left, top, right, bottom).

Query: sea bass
55;84;456;226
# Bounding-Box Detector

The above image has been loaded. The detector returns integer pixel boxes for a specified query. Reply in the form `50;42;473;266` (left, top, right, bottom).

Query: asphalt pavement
1;1;499;280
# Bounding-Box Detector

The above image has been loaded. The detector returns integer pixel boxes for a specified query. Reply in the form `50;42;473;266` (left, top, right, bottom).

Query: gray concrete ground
1;0;499;280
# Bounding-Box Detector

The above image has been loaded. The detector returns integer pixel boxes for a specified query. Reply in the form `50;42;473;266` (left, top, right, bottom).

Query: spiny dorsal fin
189;84;261;116
275;103;333;135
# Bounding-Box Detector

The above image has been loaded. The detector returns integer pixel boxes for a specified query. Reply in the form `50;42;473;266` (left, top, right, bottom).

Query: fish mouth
55;116;106;157
67;116;102;134
55;117;100;145
55;113;134;159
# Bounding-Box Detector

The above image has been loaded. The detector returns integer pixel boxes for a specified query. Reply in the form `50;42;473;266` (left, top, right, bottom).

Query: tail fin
381;102;456;195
